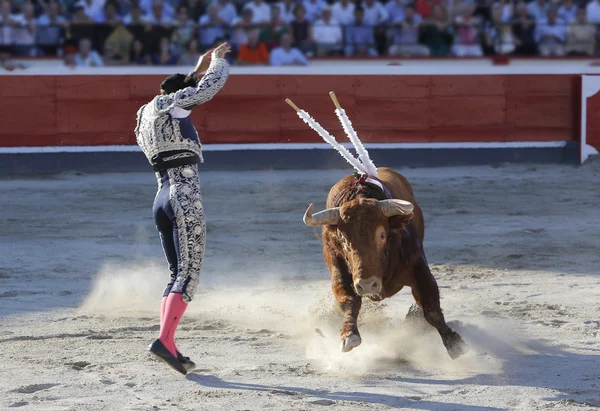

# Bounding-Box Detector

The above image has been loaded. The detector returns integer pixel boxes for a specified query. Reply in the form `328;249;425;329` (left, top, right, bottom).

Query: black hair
160;73;198;94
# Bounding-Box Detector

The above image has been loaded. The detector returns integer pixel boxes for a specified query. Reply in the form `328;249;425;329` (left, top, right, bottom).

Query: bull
287;92;469;359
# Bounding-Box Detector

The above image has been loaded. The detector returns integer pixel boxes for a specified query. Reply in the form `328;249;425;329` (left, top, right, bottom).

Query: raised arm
171;58;230;108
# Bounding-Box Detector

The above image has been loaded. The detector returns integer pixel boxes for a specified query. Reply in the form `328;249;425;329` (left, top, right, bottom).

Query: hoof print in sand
12;383;60;394
69;361;91;370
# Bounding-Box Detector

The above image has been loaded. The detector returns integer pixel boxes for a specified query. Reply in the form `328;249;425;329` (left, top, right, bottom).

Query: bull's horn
378;199;414;217
303;203;341;226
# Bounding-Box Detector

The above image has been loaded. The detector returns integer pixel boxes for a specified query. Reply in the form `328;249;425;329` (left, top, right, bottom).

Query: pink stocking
158;293;187;357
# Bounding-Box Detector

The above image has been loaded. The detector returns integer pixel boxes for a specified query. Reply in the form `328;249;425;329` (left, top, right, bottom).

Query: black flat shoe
148;339;188;375
177;351;196;371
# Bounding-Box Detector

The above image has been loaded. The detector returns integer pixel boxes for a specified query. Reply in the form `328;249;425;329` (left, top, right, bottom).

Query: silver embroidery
167;164;206;302
134;58;230;166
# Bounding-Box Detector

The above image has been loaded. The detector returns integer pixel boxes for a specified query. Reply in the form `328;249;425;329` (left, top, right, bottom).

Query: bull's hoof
444;332;469;360
340;333;362;352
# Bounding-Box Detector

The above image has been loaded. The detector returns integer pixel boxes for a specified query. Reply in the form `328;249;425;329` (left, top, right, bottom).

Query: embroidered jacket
135;58;230;165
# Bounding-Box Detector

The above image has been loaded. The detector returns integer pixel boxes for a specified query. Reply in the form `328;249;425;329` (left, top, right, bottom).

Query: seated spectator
75;37;104;66
129;38;151;64
415;0;442;19
75;0;105;21
420;3;453;55
95;2;122;25
0;45;26;71
37;1;68;27
332;0;355;26
498;0;514;23
484;4;515;54
71;3;93;23
312;6;343;56
269;32;309;65
63;44;78;68
179;0;205;21
151;36;178;64
566;6;595;55
535;8;566;56
277;0;296;24
236;30;269;65
12;3;39;56
384;0;405;23
361;0;388;26
302;0;326;22
244;0;271;25
103;41;127;65
178;37;200;64
527;0;549;23
446;0;466;22
139;0;174;21
215;0;237;26
452;3;483;56
344;7;377;56
231;8;259;50
558;0;577;23
512;1;537;55
290;5;315;55
586;0;600;24
260;5;289;50
388;4;430;56
171;5;196;54
123;6;145;24
145;0;173;25
198;4;228;51
105;23;134;61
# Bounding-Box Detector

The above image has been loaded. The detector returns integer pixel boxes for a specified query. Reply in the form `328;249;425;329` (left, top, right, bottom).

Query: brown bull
304;167;469;359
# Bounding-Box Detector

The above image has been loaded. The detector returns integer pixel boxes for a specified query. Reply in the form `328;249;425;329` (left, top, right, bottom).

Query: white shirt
535;18;567;42
269;46;309;65
74;0;106;20
243;0;271;24
277;1;295;23
586;0;600;23
361;1;388;25
312;18;343;44
11;14;36;45
0;14;19;45
331;1;355;25
302;0;326;22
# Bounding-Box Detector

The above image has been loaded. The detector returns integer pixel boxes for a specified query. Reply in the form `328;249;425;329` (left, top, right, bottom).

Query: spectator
151;36;178;64
123;6;145;24
290;5;314;55
332;0;355;26
558;0;577;23
74;0;106;21
277;0;296;24
260;5;289;49
527;0;549;23
236;29;269;64
420;3;452;55
302;0;326;22
37;1;68;27
95;2;122;25
269;31;309;64
389;4;430;56
511;1;537;55
171;5;196;54
384;0;405;23
129;38;151;64
497;0;513;23
215;0;237;26
102;41;127;65
231;8;258;49
13;3;38;56
416;0;442;19
586;0;600;24
566;6;595;55
116;0;134;18
361;0;389;26
75;37;104;66
71;3;92;23
198;4;227;51
535;8;566;56
0;1;18;47
139;0;174;20
178;37;200;64
312;6;343;56
484;4;516;54
452;2;483;56
179;0;204;21
244;0;271;25
446;0;465;22
145;0;173;25
344;6;377;56
63;44;78;68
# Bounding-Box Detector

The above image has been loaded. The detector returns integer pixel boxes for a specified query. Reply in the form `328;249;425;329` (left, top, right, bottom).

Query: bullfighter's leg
329;257;363;352
410;254;469;359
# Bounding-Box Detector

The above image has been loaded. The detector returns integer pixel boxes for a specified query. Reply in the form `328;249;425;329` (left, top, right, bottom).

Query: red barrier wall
0;74;581;147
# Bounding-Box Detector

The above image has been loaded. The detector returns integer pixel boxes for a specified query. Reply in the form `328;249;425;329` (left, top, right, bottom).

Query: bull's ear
389;213;413;231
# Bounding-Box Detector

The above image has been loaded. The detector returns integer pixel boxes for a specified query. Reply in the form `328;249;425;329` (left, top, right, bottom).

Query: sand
1;160;600;411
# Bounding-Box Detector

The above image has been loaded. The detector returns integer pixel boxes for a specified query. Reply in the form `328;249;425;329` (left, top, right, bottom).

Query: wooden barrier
0;74;584;148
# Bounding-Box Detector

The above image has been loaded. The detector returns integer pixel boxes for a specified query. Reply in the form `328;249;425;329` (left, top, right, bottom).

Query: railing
0;21;597;59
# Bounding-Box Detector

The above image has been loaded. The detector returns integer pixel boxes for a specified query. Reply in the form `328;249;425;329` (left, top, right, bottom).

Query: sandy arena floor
1;161;600;411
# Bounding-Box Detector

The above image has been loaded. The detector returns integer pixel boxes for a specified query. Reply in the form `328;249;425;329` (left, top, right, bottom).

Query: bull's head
304;198;414;298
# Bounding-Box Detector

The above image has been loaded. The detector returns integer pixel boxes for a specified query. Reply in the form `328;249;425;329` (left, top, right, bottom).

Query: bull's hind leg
410;255;469;359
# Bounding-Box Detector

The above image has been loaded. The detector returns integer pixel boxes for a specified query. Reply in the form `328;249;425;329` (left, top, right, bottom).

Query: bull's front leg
410;253;469;359
329;258;362;352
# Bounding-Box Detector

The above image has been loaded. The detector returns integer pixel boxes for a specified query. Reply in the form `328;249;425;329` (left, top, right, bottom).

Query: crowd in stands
1;0;600;70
